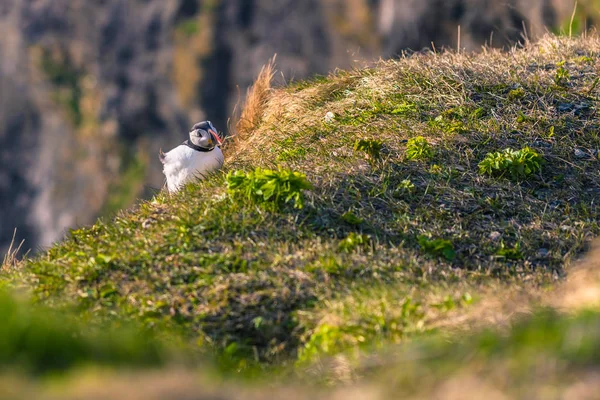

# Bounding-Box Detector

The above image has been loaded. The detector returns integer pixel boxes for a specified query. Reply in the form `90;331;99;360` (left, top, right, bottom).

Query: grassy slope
2;34;600;395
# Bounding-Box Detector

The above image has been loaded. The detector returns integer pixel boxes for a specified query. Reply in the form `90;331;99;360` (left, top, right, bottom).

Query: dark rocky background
0;0;589;255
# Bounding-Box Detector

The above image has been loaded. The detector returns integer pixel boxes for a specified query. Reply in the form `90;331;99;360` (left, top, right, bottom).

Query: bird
160;121;225;193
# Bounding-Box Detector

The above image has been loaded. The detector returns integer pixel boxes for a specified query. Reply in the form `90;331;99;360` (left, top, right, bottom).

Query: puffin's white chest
162;145;224;192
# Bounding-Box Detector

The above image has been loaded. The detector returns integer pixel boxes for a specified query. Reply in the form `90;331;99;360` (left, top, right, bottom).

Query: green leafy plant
507;87;526;100
478;147;543;180
354;139;383;163
394;179;416;197
429;114;467;135
391;102;418;115
339;233;371;252
277;147;307;162
406;136;433;161
469;107;487;120
226;167;312;209
418;235;456;261
496;242;524;260
429;164;443;174
554;61;570;85
574;55;594;64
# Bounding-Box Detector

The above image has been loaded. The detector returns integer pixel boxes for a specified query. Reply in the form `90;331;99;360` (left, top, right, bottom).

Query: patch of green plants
306;256;344;276
336;98;422;126
574;55;594;64
297;296;425;364
469;107;487;120
432;293;473;312
226;167;312;209
418;235;456;261
515;112;530;124
289;74;331;91
405;136;433;161
0;290;166;374
341;211;364;226
496;242;524;260
394;179;416;197
429;113;468;135
429;164;443;175
478;147;543;180
391;101;418;115
354;139;383;163
507;87;526;101
339;233;371;252
277;147;308;162
554;61;570;86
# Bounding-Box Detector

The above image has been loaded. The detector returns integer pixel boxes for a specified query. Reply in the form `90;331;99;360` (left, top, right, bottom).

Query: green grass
0;291;167;374
3;35;600;392
303;308;600;397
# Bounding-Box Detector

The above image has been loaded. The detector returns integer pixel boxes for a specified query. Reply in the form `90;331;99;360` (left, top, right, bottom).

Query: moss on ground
3;35;600;385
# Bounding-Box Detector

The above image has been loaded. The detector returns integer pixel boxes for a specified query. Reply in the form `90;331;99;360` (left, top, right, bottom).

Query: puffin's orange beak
209;129;222;145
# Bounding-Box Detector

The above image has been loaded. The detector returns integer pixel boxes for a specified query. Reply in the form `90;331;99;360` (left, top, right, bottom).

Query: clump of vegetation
507;87;526;100
418;235;456;261
496;242;524;260
226;167;312;209
394;179;416;196
0;291;166;374
554;61;570;85
391;102;418;115
405;136;433;161
297;295;425;364
277;147;308;162
429;115;467;135
354;139;383;163
341;211;364;226
339;233;371;252
478;147;543;180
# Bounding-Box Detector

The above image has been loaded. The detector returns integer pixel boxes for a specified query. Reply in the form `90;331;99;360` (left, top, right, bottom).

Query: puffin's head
189;121;223;150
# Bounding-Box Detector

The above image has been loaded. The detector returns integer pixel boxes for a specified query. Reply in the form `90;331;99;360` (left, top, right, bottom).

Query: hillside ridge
3;34;600;370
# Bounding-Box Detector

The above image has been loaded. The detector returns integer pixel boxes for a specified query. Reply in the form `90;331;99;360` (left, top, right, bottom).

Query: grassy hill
2;34;600;398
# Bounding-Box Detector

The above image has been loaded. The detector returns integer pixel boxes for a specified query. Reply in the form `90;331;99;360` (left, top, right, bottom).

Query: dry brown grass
1;229;25;272
231;57;277;146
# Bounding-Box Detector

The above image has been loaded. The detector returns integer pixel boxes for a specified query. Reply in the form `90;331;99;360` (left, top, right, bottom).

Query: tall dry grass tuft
234;56;276;142
2;229;25;271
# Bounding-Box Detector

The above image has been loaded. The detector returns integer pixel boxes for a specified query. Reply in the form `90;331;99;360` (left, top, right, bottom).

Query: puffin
160;121;225;193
